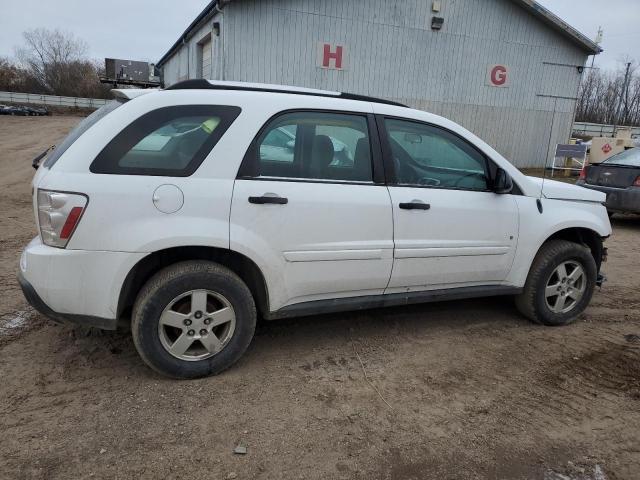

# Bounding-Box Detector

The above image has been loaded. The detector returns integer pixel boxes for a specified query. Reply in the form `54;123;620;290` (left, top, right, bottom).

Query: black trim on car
90;105;241;177
236;108;386;185
18;271;118;330
165;79;408;108
234;177;378;186
264;285;523;320
367;113;386;184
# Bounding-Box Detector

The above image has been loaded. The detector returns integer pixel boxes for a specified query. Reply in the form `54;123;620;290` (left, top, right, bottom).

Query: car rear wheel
132;261;256;378
515;240;596;326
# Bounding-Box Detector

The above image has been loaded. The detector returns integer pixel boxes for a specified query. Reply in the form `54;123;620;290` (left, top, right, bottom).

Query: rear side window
44;99;125;169
240;111;374;182
90;105;241;176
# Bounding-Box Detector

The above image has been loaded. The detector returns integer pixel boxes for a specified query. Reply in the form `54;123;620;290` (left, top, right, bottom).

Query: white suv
19;80;611;378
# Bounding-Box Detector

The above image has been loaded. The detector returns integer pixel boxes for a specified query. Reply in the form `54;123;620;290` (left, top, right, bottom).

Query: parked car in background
23;106;49;116
0;104;25;115
577;147;640;216
0;104;49;116
19;80;611;378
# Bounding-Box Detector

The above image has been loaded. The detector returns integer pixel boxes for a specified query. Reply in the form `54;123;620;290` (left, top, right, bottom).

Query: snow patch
0;310;34;335
545;464;608;480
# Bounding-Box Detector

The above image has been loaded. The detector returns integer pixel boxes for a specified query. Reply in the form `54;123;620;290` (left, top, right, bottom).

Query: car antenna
539;97;559;210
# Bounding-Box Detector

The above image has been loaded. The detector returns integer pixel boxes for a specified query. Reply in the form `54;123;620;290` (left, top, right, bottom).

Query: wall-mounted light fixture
213;22;221;36
431;16;444;31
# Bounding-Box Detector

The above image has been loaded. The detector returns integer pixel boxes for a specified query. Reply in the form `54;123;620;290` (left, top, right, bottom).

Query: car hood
526;177;606;203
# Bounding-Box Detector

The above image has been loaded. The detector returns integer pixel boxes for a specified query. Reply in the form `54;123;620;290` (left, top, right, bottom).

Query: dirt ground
0;115;639;480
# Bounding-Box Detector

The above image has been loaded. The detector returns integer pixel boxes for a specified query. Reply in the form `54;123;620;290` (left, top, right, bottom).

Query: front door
230;110;394;311
378;116;519;292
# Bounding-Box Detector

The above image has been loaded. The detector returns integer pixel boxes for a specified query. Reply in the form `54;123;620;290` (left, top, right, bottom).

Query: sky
0;0;638;72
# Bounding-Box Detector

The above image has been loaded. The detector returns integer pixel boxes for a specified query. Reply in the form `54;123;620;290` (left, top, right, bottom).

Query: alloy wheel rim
544;261;587;314
158;289;236;361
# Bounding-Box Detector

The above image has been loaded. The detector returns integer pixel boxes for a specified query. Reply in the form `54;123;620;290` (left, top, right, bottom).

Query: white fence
573;121;640;138
0;91;107;109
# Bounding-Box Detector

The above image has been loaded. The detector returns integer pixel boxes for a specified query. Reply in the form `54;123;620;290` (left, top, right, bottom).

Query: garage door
201;39;212;79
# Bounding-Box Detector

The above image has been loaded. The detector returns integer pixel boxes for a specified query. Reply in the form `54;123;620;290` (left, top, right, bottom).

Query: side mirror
285;139;295;150
493;168;513;194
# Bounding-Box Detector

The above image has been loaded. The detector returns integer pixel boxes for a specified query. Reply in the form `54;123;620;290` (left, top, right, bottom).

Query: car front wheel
131;261;256;378
515;239;597;326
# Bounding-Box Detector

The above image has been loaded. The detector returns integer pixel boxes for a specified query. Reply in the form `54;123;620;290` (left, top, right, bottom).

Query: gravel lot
0;115;639;480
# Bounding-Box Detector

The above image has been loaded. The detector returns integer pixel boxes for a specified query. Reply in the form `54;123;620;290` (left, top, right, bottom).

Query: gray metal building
156;0;601;168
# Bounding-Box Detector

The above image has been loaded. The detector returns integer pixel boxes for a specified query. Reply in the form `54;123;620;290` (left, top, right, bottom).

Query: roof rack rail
165;79;408;108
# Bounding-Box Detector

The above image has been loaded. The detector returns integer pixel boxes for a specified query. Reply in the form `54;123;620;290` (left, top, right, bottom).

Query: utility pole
590;26;603;69
613;62;632;136
622;62;632;125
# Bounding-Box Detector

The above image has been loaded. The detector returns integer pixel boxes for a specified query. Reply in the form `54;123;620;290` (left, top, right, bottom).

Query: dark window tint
248;111;373;182
91;105;241;176
44;99;125;169
384;118;489;191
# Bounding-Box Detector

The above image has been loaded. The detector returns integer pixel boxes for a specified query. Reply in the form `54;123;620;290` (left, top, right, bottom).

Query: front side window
91;105;241;176
384;118;489;191
245;111;373;182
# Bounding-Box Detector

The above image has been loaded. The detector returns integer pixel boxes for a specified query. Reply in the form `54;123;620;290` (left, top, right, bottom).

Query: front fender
508;197;611;287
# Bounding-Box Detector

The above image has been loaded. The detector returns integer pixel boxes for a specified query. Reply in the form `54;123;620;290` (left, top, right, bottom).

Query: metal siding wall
165;0;589;167
163;20;218;86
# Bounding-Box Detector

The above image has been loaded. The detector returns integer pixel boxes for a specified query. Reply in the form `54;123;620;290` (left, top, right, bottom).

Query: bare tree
576;60;640;127
15;28;88;94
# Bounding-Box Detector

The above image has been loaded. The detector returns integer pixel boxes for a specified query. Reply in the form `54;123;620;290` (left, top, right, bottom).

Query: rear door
230;110;394;311
378;116;519;291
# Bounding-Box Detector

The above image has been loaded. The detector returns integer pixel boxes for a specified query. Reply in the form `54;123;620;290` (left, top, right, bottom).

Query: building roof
514;0;602;54
157;0;220;68
156;0;601;67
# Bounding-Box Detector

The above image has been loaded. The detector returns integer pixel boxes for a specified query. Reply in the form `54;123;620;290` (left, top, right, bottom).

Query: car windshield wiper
32;145;55;170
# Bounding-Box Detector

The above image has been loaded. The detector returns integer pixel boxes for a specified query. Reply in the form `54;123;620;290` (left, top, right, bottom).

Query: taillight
37;189;88;248
579;165;587;180
634;176;640;187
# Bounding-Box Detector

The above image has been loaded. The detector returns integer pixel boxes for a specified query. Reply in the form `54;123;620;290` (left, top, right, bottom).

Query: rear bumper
18;236;146;330
18;271;118;330
576;181;640;214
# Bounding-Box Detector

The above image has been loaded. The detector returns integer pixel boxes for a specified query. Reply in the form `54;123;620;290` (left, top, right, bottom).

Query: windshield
603;147;640;167
43;99;125;168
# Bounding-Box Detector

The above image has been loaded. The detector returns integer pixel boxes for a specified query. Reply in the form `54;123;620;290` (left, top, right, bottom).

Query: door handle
399;202;430;210
248;195;288;205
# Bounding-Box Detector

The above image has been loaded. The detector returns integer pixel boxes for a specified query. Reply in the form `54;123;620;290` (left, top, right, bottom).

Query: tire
515;239;597;326
131;261;256;379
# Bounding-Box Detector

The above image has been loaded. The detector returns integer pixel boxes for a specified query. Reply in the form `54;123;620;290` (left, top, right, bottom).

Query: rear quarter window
90;105;241;176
